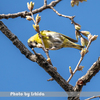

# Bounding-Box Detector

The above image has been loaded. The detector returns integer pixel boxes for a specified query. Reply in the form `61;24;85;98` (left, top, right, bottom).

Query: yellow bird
28;30;84;50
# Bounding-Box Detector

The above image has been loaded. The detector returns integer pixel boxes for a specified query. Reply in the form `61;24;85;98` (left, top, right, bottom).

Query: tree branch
74;57;100;91
85;95;100;100
0;20;74;93
0;0;61;19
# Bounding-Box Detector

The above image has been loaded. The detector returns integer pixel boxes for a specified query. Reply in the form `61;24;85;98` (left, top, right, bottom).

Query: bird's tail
72;43;84;50
64;40;84;50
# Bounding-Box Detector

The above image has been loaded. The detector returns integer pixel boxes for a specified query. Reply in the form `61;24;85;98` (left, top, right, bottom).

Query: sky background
0;0;100;100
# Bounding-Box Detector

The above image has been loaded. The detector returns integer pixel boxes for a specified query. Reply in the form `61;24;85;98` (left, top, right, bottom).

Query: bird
28;30;84;50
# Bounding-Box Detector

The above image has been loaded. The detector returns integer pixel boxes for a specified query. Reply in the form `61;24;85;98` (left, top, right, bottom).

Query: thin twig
85;95;100;100
30;11;36;24
32;48;37;55
30;10;45;50
50;6;74;19
50;6;77;28
30;11;46;52
30;10;52;65
67;38;92;83
67;57;83;83
50;6;78;26
30;10;46;52
44;0;47;6
38;31;53;65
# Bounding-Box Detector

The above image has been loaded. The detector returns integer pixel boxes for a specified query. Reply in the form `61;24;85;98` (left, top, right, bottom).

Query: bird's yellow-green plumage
28;30;84;50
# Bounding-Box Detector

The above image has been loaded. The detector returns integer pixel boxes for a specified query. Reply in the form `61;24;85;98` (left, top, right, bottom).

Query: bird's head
27;33;42;48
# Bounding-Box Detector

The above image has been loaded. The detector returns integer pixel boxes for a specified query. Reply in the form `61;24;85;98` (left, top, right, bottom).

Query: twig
67;57;83;83
32;48;37;55
38;31;52;65
50;6;77;26
30;11;36;24
44;0;47;6
30;10;46;51
67;38;92;83
85;95;100;100
30;9;52;65
50;6;80;27
50;6;75;19
37;31;53;65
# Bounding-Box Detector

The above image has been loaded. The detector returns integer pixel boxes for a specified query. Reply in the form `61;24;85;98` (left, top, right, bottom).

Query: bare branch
0;0;61;19
44;0;47;6
50;6;74;19
30;11;36;24
50;6;81;27
74;57;100;91
85;95;100;100
67;57;83;83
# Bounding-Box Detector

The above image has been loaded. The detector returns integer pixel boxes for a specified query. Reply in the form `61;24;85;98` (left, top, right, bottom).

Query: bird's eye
30;41;32;43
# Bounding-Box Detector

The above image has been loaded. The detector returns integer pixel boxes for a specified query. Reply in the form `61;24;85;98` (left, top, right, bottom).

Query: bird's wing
61;34;78;43
43;30;78;43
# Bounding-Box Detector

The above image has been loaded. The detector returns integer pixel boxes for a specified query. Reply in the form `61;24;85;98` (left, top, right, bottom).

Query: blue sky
0;0;100;100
